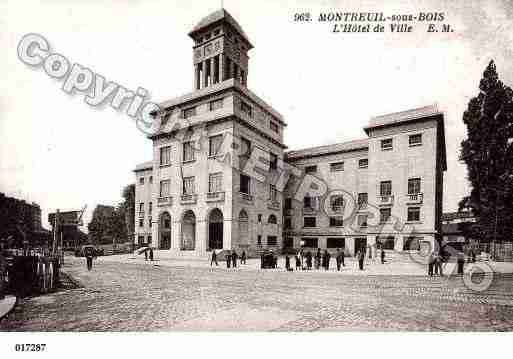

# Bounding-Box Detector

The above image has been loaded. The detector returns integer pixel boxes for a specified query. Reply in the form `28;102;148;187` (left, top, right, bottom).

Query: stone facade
134;9;447;258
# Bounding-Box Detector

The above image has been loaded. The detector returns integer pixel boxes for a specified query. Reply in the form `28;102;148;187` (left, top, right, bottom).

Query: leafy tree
459;60;513;243
119;184;135;242
87;205;127;245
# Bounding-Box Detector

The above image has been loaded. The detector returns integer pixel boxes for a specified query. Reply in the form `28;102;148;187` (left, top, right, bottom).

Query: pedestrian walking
306;251;312;270
336;248;342;271
321;250;327;270
380;248;385;264
149;247;154;261
457;252;465;275
231;250;238;268
285;255;290;271
144;248;148;261
211;249;218;266
226;250;231;268
325;250;331;270
295;252;301;270
358;250;364;270
434;252;443;276
428;251;435;276
241;250;247;265
315;248;321;270
84;246;95;271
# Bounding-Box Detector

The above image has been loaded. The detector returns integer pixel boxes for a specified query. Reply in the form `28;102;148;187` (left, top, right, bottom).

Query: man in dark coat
285;255;290;271
231;250;238;268
295;252;301;270
211;249;218;266
381;248;385;264
428;251;435;276
241;250;247;265
84;246;95;271
336;248;342;271
149;247;154;261
226;250;231;268
321;250;327;269
358;250;364;270
306;251;312;270
315;248;321;270
325;250;331;270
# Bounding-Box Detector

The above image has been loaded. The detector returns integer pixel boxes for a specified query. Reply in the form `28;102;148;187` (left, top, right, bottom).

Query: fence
478;242;513;262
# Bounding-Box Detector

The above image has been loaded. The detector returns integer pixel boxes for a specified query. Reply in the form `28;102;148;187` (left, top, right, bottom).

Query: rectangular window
327;238;345;249
160;146;171;166
139;177;144;185
239;101;252;117
301;237;318;248
208;172;223;193
407;207;421;222
269;184;278;201
149;202;152;214
240;137;251;157
138;235;144;245
303;196;317;209
209;135;223;156
183;176;195;195
139;202;144;213
305;165;317;174
240;174;251;194
304;217;316;228
357;214;368;227
148;235;152;243
270;121;279;133
357;193;368;207
209;98;223;111
408;178;421;195
267;236;277;246
148;218;152;228
377;236;395;250
257;235;262;245
329;216;344;227
285;198;292;209
284;218;292;229
330;162;344;172
159;179;170;197
283;237;294;247
182;106;196;119
381;138;393;150
380;181;392;196
409;133;422;146
139;219;143;227
182;141;195;162
359;158;368;168
330;195;344;212
380;208;392;223
270;153;278;170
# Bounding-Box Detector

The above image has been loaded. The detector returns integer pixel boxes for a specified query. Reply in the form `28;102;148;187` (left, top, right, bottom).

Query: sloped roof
134;161;153;172
286;138;369;160
189;8;253;48
364;104;441;132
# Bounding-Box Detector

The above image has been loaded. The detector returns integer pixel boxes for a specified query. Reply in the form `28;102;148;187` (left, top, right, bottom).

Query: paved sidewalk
97;252;513;276
0;295;17;320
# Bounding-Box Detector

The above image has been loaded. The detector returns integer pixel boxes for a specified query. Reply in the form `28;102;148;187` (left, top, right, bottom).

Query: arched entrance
159;212;171;250
208;208;224;250
239;209;249;246
181;210;196;250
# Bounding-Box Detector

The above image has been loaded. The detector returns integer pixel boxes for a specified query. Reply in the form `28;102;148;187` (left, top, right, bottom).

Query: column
202;60;208;89
194;64;200;90
210;57;216;85
219;54;225;82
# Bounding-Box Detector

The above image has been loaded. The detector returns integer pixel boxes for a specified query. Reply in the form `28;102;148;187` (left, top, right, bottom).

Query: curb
0;295;18;322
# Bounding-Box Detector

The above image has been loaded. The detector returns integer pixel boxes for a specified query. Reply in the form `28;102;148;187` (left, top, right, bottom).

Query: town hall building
134;9;447;258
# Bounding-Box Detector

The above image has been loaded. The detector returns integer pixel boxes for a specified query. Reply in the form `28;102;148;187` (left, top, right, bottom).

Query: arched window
239;210;249;245
268;214;277;224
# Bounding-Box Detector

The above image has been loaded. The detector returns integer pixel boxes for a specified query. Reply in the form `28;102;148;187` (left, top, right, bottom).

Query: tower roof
188;8;253;49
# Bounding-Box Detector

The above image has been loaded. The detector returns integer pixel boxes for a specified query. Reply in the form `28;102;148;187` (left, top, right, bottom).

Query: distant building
442;211;477;251
134;9;447;258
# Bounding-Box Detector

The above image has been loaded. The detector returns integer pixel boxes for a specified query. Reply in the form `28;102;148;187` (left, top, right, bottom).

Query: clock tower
189;9;252;90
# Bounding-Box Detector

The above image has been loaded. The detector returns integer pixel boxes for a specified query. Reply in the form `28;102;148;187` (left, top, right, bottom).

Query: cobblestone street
2;256;513;331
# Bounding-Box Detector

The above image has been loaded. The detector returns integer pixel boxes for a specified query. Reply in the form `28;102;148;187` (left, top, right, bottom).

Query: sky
1;0;513;230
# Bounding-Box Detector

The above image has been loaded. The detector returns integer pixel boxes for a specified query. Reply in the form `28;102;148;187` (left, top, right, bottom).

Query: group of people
293;248;347;271
210;249;247;268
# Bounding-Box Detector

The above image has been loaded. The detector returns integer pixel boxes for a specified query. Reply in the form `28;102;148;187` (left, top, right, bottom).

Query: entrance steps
155;249;210;260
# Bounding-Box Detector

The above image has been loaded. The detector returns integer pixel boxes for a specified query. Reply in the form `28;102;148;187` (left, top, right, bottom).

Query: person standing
321;250;326;270
149;247;154;261
434;252;443;276
325;250;331;270
358;250;364;271
285;255;290;271
85;246;95;271
336;249;342;271
295;251;301;270
231;250;238;268
428;251;435;276
457;252;465;275
306;251;312;270
226;250;231;268
315;248;321;270
241;250;247;265
144;248;148;261
211;249;218;266
381;248;385;264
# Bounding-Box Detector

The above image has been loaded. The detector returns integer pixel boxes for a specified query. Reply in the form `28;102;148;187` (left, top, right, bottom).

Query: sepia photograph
1;0;513;356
